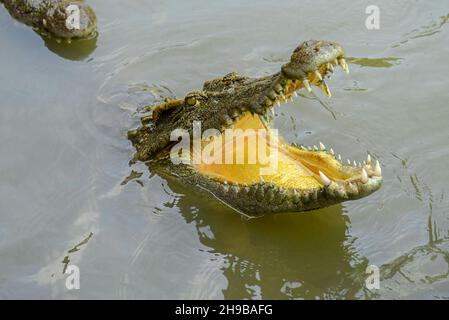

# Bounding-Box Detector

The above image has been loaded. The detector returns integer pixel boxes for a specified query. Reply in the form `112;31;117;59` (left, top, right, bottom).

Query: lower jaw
183;112;382;214
184;166;382;215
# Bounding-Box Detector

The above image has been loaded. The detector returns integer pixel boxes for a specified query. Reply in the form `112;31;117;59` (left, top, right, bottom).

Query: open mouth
193;47;382;209
128;39;383;214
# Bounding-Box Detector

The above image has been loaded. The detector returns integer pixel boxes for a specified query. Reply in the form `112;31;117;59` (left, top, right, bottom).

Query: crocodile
128;40;383;215
1;0;97;40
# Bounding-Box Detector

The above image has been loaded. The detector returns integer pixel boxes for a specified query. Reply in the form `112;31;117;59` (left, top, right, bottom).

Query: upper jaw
282;40;346;78
250;43;348;116
208;41;348;133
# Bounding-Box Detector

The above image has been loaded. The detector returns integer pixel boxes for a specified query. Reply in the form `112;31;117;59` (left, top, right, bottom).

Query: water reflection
393;13;449;48
141;163;449;299
346;57;402;68
367;238;449;299
152;165;369;299
43;35;98;61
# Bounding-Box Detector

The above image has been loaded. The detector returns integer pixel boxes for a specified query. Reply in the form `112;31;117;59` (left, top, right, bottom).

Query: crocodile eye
186;96;197;106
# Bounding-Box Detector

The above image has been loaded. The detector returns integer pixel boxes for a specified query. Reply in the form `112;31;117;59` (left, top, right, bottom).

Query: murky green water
1;0;449;299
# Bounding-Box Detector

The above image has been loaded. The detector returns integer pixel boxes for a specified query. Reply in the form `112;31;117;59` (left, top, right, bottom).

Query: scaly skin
129;40;383;216
1;0;96;39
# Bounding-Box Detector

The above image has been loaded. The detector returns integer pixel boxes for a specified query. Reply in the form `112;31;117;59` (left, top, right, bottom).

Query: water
0;0;448;299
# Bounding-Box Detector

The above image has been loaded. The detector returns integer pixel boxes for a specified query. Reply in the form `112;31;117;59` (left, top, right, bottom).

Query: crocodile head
129;40;382;215
2;0;97;40
30;0;97;40
43;0;97;39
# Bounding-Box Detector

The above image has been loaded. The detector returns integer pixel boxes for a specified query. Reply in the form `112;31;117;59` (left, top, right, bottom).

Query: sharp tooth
347;159;351;165
319;142;326;150
361;168;368;183
314;70;323;81
308;146;312;151
313;145;318;151
353;160;357;167
374;160;382;176
333;59;338;66
260;176;265;184
319;171;332;186
274;84;283;93
300;145;307;150
319;80;332;97
327;63;334;72
330;148;334;155
358;162;362;167
338;154;342;161
289;97;293;103
270;108;275;117
367;154;372;164
276;101;280;107
338;58;349;74
293;91;298;97
303;79;312;92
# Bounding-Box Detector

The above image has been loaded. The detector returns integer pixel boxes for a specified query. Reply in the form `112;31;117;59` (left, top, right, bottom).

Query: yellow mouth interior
193;112;353;190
